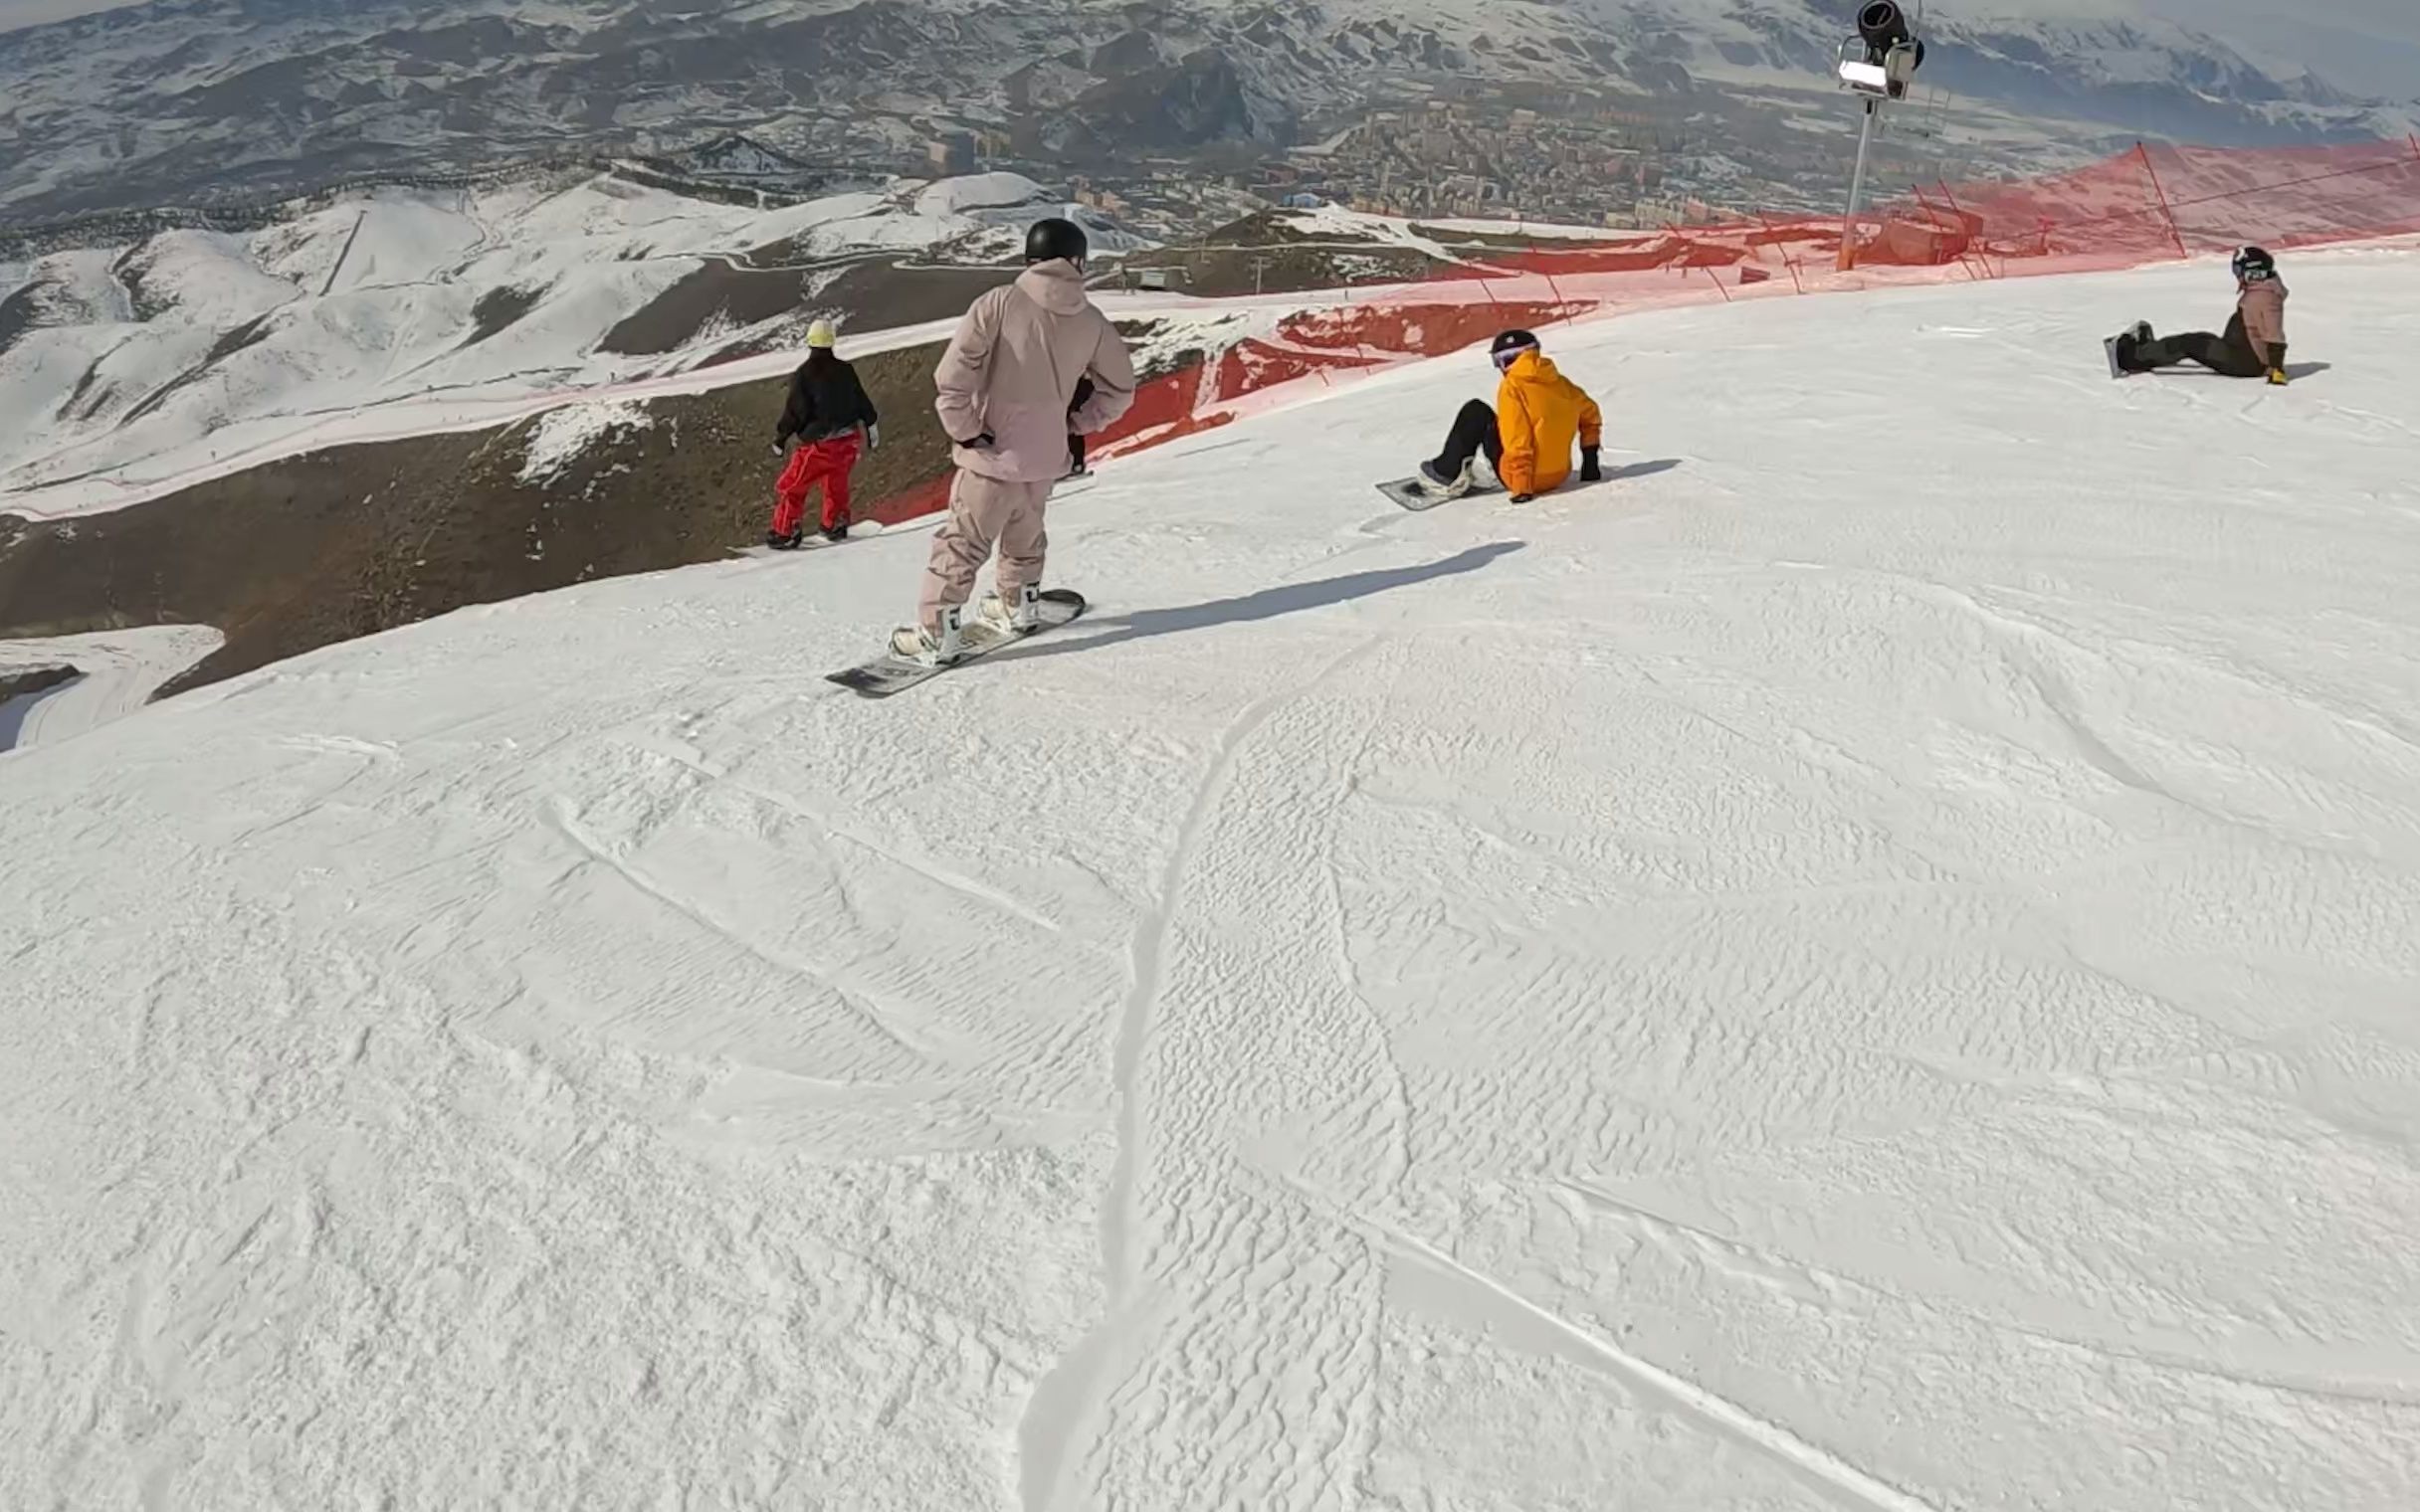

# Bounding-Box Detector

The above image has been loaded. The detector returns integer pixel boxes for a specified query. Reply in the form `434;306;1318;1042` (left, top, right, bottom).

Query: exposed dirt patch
602;256;1017;357
0;664;79;704
1409;222;1624;251
0;342;963;695
464;284;547;347
601;259;815;356
1120;240;1441;297
121;310;282;425
0;282;46;359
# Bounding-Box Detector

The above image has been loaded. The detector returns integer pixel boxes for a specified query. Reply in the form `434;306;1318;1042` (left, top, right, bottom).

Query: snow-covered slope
0;170;1131;518
6;248;2420;1510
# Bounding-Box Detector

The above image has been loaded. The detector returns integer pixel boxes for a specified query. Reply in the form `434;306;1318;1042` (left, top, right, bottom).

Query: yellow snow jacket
1495;351;1603;496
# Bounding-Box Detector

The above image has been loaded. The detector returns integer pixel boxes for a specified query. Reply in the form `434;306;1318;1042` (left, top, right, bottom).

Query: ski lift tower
1834;2;1927;271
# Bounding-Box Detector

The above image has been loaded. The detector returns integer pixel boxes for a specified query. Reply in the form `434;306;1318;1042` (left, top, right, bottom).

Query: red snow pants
770;436;861;536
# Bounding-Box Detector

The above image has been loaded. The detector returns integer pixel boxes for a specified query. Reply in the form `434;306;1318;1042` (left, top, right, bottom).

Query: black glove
955;430;995;450
769;440;787;458
1579;446;1602;482
1510;492;1536;505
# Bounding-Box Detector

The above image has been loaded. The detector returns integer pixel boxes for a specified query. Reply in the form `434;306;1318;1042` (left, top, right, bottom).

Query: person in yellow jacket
1419;329;1604;502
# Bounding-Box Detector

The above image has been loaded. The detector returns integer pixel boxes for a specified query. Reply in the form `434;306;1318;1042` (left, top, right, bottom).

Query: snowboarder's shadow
2285;361;2331;381
1600;458;1684;482
999;541;1525;663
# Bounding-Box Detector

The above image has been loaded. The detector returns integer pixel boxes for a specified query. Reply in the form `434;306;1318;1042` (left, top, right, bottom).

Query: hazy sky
0;0;2415;96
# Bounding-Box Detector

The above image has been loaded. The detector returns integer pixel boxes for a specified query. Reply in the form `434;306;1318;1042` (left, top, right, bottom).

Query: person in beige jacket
894;218;1138;662
2112;245;2292;384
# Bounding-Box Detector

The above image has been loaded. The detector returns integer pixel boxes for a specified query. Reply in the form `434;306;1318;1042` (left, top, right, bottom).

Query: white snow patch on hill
912;171;1053;216
515;398;654;485
5;250;2420;1511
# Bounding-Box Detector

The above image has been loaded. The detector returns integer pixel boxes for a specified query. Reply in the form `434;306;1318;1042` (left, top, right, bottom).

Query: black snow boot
766;529;803;551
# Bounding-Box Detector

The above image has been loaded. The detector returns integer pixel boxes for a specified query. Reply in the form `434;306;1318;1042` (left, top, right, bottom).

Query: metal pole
1840;99;1879;272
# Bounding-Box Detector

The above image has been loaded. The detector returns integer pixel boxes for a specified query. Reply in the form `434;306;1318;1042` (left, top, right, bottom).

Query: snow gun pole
1840;98;1879;273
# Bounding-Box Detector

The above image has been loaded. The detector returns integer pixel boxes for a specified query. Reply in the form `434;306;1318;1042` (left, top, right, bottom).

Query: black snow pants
1432;399;1505;480
2127;329;2265;379
1068;376;1097;473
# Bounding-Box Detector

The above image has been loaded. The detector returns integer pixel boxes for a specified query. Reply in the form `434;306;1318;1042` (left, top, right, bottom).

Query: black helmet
2232;245;2277;283
1490;328;1540;369
1025;217;1089;268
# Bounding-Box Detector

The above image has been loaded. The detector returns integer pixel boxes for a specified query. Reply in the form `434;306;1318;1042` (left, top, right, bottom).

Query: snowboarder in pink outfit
893;218;1137;663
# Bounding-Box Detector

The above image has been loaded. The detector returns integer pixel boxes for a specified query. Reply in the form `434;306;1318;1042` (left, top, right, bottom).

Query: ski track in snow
7;250;2420;1511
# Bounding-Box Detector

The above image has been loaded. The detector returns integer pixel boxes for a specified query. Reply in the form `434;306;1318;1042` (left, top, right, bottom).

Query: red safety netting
867;135;2420;518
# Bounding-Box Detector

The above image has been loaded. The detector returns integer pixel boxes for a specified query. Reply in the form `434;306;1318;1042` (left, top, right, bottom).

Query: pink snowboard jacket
934;260;1138;484
2237;279;2287;367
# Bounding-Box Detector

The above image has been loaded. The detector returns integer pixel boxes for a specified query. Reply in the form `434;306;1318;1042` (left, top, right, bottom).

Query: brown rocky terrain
0;317;1190;699
0;342;962;696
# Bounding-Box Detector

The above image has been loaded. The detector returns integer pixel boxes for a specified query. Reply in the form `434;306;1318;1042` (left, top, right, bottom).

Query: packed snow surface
5;250;2420;1511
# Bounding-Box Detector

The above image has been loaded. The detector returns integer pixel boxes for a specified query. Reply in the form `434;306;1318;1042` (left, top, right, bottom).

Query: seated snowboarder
767;318;879;547
1419;329;1603;503
2112;246;2291;386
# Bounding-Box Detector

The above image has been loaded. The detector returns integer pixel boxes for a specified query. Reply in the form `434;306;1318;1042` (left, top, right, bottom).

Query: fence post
1530;242;1568;311
1756;213;1806;294
1698;263;1733;303
2135;141;2190;261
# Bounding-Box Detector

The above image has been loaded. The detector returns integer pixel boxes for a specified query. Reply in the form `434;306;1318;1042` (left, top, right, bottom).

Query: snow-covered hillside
0;170;1131;517
6;248;2420;1510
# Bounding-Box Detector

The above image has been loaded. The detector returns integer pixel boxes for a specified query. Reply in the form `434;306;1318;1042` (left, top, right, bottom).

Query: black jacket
777;356;878;447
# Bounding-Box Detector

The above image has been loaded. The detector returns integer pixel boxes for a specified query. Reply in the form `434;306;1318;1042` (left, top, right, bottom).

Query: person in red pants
767;319;880;547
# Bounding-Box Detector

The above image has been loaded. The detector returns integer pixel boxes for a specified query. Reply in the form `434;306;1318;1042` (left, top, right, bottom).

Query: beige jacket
933;261;1138;483
2238;280;2287;365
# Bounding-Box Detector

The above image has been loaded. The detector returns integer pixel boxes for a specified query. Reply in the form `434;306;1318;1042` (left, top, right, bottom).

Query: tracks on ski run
1020;632;1393;1512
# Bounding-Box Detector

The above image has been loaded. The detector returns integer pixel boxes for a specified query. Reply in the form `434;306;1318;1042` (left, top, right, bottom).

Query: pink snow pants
917;470;1052;631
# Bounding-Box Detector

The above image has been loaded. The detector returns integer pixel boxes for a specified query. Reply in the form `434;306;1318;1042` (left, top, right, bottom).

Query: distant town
925;80;1973;242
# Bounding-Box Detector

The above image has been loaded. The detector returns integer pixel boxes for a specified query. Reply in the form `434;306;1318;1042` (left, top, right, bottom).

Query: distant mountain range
1;0;2414;223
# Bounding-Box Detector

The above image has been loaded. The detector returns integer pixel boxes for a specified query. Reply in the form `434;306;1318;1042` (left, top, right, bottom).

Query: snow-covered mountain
0;168;1137;516
6;244;2420;1510
1;0;2413;223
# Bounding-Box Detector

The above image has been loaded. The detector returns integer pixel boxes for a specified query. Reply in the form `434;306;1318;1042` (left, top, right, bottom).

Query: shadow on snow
1002;540;1525;663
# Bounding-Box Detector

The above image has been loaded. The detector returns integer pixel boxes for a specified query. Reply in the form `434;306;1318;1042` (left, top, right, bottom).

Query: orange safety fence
868;135;2420;521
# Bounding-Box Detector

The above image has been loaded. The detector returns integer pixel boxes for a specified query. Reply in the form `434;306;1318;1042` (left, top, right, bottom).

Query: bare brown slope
0;343;960;695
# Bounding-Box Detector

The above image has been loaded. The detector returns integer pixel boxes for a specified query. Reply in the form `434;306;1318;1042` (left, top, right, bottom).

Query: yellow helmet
805;318;838;349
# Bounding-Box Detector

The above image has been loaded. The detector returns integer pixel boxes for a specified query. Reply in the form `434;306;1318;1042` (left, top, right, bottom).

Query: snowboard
1377;474;1500;511
2104;321;2151;380
731;521;887;559
825;589;1089;699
